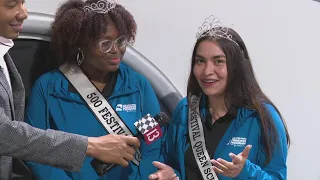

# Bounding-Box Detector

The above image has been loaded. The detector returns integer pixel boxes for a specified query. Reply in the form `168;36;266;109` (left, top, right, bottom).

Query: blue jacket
163;97;288;180
25;63;162;180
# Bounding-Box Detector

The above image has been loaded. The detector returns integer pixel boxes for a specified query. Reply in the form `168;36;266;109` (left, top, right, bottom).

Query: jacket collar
198;94;256;129
2;54;25;121
51;63;139;103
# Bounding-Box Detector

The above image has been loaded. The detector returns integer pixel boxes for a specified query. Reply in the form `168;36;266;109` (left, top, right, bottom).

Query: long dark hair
187;28;290;164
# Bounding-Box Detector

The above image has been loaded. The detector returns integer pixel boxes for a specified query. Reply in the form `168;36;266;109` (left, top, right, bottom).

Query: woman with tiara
149;15;290;180
25;0;163;179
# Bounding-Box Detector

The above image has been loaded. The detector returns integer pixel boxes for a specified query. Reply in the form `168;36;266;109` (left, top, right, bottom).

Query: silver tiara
196;15;239;46
83;0;117;14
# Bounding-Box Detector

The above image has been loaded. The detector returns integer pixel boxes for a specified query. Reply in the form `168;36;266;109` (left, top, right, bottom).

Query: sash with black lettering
59;63;141;166
188;95;219;180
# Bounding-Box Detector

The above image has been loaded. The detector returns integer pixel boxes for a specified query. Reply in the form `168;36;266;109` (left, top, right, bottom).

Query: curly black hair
51;0;137;65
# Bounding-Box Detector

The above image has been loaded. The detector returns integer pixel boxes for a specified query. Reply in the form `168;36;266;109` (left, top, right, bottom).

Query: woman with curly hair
24;0;162;179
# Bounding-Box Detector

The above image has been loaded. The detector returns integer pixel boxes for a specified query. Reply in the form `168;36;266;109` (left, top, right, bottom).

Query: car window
9;39;57;98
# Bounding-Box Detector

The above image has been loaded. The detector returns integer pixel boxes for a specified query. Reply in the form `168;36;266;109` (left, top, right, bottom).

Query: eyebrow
4;0;24;3
101;35;117;41
195;54;226;59
102;34;112;38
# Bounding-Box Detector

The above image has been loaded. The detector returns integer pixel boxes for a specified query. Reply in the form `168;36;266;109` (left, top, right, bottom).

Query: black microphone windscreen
154;112;170;127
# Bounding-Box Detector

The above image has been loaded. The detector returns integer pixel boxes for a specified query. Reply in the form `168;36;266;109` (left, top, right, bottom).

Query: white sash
59;63;141;165
188;95;219;180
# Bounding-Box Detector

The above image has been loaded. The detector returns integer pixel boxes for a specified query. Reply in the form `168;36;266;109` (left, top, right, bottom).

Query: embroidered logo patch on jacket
116;104;136;112
227;137;247;147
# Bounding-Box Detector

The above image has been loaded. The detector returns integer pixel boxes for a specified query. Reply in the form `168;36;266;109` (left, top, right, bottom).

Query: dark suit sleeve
0;109;88;172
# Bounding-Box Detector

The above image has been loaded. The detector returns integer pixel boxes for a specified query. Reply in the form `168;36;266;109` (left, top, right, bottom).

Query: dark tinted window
9;39;57;98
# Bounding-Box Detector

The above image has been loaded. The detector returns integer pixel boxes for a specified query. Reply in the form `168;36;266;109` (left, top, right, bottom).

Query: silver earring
76;48;84;66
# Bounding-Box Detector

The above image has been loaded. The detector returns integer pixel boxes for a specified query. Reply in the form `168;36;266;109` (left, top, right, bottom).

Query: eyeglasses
99;36;128;53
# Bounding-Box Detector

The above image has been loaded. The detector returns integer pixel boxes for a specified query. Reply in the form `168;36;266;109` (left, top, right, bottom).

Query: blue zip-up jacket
25;63;162;180
163;97;288;180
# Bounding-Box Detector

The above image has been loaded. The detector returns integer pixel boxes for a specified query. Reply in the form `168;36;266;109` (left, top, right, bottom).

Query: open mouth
201;79;218;87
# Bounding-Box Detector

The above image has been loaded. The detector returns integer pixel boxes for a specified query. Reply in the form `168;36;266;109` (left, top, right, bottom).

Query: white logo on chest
227;137;247;147
116;104;136;112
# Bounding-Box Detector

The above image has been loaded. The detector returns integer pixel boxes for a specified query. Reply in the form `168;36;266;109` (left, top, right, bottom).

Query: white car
9;12;182;117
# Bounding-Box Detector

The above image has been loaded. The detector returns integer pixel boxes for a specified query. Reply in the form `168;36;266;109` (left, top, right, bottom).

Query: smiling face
193;40;228;98
0;0;28;39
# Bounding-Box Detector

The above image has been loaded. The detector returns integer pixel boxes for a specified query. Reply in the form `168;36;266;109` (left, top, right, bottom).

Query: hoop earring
77;48;84;66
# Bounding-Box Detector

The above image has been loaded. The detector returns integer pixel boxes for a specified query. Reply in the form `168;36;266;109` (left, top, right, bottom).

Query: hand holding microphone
91;112;170;176
87;134;140;168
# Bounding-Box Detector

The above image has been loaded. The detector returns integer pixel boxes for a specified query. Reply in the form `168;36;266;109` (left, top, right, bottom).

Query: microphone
91;112;169;176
